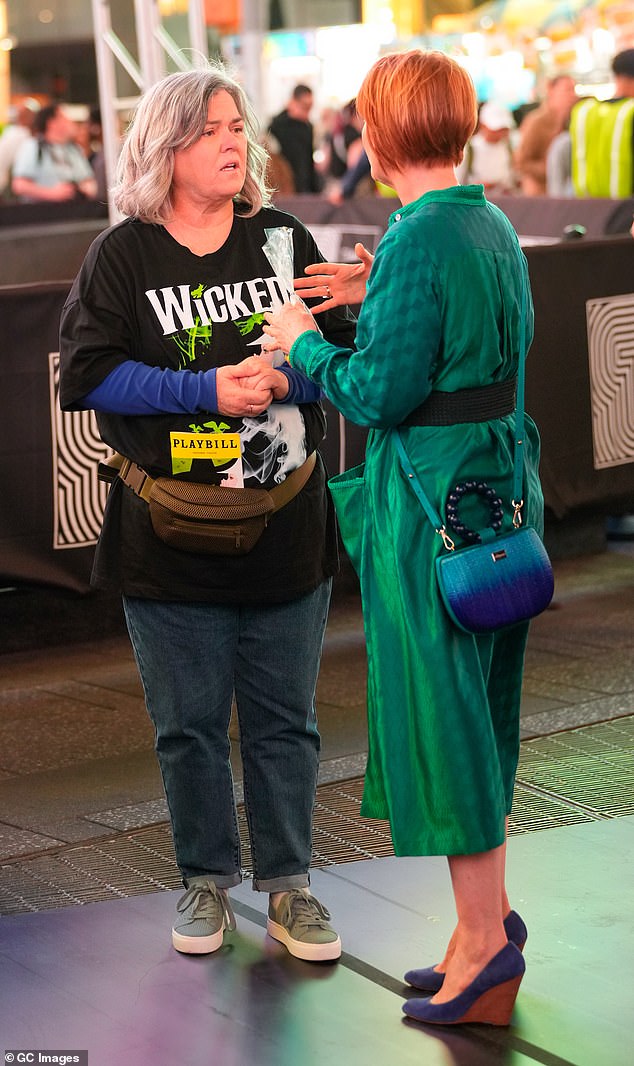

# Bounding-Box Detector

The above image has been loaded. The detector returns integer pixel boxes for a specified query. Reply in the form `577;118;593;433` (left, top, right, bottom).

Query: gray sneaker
172;877;236;954
267;890;342;962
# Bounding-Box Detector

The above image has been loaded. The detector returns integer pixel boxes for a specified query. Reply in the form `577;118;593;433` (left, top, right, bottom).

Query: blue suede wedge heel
402;942;525;1027
404;909;527;992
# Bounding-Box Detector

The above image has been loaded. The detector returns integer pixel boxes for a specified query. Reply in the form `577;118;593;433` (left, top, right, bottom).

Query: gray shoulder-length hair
112;62;273;222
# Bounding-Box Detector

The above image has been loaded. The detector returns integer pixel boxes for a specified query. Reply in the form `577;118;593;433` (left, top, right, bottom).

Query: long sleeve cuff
277;364;321;404
80;361;218;415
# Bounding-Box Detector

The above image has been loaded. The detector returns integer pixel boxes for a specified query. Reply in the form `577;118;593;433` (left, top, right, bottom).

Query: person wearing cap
569;48;634;198
456;101;518;194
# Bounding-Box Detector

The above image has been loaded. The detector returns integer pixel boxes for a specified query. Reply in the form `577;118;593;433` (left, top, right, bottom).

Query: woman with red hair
263;49;545;1028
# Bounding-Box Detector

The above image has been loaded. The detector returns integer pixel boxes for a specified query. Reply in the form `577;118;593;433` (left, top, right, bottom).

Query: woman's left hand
262;302;318;355
231;355;290;401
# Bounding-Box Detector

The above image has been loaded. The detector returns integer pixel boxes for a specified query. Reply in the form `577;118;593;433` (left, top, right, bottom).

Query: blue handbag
393;281;554;635
434;525;554;634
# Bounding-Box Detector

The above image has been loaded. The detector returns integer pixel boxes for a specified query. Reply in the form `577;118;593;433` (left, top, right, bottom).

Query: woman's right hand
216;364;273;417
294;242;374;313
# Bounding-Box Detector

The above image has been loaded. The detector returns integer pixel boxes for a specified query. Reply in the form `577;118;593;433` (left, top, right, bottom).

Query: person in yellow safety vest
570;48;634;198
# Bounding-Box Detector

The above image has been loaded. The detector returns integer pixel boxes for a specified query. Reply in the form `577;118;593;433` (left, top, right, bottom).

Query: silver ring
249;404;253;413
324;285;331;299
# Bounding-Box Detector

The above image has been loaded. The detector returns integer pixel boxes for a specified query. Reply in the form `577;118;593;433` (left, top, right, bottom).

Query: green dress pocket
328;463;366;573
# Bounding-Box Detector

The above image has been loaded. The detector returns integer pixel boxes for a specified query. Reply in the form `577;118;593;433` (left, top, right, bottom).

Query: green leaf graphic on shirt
173;318;213;368
171;419;233;474
190;420;230;434
236;312;265;336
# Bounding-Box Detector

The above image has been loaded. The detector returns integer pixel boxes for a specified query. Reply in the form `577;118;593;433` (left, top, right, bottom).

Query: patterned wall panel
586;292;634;470
48;352;111;549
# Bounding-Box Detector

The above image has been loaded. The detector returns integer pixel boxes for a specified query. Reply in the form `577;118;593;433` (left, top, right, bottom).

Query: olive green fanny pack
98;452;316;556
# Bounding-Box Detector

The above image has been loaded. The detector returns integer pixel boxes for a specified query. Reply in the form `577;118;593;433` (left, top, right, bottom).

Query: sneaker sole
172;926;225;954
266;917;342;962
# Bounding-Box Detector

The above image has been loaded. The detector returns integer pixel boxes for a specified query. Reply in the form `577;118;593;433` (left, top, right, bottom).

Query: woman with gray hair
59;62;356;961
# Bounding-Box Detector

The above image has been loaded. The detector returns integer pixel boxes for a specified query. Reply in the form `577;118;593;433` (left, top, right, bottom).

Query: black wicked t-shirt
59;206;357;603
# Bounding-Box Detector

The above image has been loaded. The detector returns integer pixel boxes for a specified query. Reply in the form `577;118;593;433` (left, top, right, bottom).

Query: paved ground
1;542;633;868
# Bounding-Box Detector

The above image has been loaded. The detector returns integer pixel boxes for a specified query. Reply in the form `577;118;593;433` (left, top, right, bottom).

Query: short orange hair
356;50;478;170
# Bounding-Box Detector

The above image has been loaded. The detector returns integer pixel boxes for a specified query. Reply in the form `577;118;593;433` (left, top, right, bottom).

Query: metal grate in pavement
515;716;634;818
0;716;632;916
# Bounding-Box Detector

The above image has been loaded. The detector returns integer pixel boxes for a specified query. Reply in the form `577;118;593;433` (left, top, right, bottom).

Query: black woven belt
401;378;517;427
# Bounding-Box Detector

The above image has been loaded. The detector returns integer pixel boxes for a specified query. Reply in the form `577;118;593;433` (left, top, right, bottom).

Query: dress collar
388;184;486;226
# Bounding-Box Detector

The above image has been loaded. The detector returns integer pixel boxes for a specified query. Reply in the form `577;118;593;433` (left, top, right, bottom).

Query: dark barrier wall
0;283;96;590
525;238;634;519
0;192;626;287
0;219;108;286
1;202;634;591
274;193;628;242
0;201;109;285
491;194;626;238
0;200;108;228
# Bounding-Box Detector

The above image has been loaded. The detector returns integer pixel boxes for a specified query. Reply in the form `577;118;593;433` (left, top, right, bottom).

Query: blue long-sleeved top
82;359;320;415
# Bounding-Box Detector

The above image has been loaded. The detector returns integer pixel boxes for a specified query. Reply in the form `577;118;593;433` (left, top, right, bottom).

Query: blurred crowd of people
3;45;634;215
265;48;634;212
0;99;105;205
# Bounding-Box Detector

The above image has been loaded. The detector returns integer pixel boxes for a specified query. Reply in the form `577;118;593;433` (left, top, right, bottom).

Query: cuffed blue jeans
123;580;331;892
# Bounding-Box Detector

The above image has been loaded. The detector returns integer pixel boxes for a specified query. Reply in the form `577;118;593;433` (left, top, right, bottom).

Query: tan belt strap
110;450;317;511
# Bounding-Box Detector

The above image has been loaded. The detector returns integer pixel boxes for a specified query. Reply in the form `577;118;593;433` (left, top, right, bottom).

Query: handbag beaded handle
394;269;529;551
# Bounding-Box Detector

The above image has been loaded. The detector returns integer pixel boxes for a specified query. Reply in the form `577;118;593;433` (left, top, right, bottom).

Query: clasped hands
216;357;289;417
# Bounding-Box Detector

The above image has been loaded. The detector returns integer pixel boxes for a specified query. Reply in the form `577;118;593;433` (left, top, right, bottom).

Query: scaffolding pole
90;0;208;223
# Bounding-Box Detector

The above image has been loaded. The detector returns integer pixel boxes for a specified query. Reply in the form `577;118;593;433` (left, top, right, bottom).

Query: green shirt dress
290;185;544;856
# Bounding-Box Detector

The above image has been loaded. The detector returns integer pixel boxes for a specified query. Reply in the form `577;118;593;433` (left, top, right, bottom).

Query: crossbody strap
512;276;528;513
394;262;529;543
392;430;443;529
